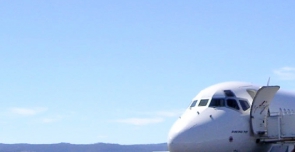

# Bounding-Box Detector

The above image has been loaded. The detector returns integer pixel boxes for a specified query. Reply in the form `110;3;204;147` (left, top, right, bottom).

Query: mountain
0;143;168;152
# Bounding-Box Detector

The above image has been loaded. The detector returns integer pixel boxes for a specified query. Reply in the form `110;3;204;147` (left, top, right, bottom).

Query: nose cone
168;125;188;152
167;114;198;152
167;121;179;151
167;109;225;152
167;121;197;152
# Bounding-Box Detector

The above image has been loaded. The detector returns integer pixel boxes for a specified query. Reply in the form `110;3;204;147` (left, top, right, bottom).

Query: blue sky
0;0;295;144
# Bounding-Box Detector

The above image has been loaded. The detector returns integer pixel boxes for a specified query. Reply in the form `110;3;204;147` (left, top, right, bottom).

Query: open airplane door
250;86;280;136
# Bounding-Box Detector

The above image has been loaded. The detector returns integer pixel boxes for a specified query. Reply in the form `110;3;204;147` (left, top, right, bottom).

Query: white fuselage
168;82;295;152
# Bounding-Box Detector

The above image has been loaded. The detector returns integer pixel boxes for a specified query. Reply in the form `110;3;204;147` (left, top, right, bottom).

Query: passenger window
209;98;225;107
226;99;240;110
239;100;250;111
198;99;209;107
190;100;198;108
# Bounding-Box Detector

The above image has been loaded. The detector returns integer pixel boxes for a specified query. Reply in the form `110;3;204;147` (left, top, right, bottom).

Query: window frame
209;98;226;107
226;98;240;111
198;99;209;107
190;100;198;108
238;99;250;111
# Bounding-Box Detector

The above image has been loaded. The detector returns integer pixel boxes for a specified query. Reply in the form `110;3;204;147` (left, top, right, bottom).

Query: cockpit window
226;99;240;110
224;90;235;97
190;100;198;108
198;99;209;107
239;100;250;111
209;98;225;107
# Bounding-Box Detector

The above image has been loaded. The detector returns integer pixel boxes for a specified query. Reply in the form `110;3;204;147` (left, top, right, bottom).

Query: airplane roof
193;81;260;100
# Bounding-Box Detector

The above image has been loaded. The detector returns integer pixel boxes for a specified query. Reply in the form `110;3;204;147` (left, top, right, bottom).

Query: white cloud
115;109;184;126
97;135;108;139
140;109;185;118
115;118;163;126
10;107;47;116
155;110;184;117
273;67;295;80
41;114;63;123
42;117;61;123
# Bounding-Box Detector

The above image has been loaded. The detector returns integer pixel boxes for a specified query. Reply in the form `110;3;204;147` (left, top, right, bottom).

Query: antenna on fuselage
267;77;270;86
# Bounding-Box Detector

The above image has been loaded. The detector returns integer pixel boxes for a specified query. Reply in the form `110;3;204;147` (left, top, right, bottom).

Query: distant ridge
0;143;168;152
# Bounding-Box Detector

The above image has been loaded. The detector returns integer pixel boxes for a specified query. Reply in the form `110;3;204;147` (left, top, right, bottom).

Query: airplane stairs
267;144;294;152
259;110;295;152
259;110;295;142
249;86;295;151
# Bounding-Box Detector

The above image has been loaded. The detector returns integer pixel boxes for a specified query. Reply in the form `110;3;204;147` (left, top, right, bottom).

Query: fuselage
167;81;295;152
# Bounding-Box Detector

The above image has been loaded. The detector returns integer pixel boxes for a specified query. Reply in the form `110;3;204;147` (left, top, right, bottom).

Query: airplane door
250;86;280;136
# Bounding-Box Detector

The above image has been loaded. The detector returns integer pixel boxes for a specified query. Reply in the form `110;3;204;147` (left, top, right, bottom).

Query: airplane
167;81;295;152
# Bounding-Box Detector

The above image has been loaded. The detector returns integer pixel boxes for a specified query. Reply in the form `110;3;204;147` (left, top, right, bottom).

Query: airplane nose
167;128;181;152
167;119;193;152
167;109;216;152
168;127;192;152
167;128;176;151
167;139;178;152
168;107;228;152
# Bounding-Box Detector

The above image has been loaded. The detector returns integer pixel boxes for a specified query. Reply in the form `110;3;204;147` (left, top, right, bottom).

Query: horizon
0;142;167;145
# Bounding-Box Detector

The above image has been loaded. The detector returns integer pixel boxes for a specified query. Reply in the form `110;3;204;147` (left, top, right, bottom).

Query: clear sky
0;0;295;145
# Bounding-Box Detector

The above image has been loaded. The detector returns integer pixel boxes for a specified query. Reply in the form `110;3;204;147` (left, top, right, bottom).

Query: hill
0;143;168;152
